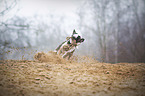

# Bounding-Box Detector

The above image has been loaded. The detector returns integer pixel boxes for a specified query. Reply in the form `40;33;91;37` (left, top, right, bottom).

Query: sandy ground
0;52;145;96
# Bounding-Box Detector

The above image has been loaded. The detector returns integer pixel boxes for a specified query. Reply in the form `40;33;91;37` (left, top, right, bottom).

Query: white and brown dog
55;30;85;60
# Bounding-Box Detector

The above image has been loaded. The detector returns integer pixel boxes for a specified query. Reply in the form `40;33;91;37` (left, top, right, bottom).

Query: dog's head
72;29;85;43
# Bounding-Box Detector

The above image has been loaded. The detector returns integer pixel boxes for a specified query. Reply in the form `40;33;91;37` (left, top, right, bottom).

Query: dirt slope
0;52;145;96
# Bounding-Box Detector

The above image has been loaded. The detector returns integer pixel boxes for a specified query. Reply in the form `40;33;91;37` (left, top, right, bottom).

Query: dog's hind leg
62;52;69;59
57;47;63;55
68;50;75;60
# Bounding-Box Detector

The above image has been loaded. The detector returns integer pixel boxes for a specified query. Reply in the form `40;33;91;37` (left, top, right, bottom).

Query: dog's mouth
75;36;85;43
80;38;85;42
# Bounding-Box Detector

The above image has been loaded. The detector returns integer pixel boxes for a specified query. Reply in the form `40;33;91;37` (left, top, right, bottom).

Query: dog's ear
73;29;77;34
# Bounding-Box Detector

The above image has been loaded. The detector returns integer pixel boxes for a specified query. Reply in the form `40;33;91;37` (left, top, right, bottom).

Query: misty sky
0;0;145;63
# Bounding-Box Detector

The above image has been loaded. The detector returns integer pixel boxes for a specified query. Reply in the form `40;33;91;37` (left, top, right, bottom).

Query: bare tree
114;0;120;63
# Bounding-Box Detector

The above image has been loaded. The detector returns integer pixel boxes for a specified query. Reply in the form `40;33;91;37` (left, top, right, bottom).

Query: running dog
55;30;85;60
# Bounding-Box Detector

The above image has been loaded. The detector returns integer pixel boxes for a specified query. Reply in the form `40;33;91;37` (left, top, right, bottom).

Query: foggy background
0;0;145;63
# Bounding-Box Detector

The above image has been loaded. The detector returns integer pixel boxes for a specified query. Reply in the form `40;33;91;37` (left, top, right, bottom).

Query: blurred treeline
0;0;145;63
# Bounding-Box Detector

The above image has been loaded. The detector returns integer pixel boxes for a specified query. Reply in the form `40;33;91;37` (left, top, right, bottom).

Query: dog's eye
77;36;81;39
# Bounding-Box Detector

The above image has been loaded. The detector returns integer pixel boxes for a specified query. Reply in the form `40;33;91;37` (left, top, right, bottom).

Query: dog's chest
70;38;76;45
63;44;75;51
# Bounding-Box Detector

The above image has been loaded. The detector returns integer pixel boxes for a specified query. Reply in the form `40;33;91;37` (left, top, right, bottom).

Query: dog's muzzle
75;36;85;43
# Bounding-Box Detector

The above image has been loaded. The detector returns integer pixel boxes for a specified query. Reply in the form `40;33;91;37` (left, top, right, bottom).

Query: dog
55;29;85;60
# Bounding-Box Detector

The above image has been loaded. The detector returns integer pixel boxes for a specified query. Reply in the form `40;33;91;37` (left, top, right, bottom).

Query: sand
0;51;145;96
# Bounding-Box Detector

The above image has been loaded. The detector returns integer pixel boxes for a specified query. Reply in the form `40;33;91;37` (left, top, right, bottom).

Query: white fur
70;38;72;43
73;34;79;38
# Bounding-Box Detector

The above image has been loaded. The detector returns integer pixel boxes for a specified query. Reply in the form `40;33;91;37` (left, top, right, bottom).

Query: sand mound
0;60;145;96
34;51;67;64
34;51;98;64
71;55;98;64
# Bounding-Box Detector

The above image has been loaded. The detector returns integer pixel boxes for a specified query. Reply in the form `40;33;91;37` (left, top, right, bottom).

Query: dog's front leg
62;47;75;59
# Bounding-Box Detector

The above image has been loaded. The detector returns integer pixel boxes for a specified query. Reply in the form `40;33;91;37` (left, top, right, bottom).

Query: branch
0;0;17;16
0;22;29;28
